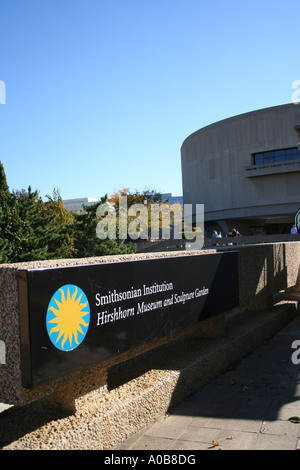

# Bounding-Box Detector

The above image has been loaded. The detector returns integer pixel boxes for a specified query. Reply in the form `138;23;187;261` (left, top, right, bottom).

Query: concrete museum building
181;103;300;236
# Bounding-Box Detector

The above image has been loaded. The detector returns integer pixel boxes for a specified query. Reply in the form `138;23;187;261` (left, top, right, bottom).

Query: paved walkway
116;315;300;450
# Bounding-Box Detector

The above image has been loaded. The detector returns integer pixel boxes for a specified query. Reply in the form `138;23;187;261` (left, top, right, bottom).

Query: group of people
227;228;242;237
211;225;298;238
211;228;242;238
211;230;222;238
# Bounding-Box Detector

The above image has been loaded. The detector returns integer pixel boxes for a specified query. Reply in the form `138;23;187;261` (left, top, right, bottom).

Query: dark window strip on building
253;147;300;165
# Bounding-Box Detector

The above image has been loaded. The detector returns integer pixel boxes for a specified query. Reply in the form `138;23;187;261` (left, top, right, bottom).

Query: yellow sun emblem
46;284;90;351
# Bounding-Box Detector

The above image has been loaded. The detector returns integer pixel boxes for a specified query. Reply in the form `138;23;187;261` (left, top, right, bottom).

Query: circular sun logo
46;284;90;351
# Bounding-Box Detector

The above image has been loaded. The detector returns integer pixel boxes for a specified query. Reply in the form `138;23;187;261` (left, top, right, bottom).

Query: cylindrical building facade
181;103;300;235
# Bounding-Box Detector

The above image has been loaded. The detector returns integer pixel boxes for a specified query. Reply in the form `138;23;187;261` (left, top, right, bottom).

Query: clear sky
0;0;299;201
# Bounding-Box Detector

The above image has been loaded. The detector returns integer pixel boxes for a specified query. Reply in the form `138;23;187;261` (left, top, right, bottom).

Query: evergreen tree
42;188;76;259
0;161;23;262
72;195;135;257
14;187;51;261
0;160;137;263
14;187;77;261
0;205;11;263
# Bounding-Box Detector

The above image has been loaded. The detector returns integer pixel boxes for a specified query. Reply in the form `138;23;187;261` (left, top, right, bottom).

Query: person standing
291;225;298;234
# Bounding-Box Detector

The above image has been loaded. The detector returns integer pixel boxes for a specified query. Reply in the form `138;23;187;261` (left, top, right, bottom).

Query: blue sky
0;0;299;201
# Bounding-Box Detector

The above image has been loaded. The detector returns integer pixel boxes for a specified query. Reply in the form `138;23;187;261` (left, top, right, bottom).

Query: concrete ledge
0;294;298;450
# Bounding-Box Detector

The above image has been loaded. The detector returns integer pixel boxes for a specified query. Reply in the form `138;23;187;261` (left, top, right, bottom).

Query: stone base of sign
1;292;299;449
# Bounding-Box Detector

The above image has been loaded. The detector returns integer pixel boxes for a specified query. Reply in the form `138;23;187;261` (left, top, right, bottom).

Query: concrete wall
0;243;300;407
0;243;300;449
181;103;300;223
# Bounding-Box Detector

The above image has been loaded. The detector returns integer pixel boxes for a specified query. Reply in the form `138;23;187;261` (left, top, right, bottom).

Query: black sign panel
19;252;239;388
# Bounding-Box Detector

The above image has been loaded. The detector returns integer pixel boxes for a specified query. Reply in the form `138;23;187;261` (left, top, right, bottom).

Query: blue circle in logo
46;284;90;351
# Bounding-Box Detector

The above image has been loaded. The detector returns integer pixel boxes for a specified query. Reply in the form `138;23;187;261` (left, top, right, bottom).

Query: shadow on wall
238;243;289;307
